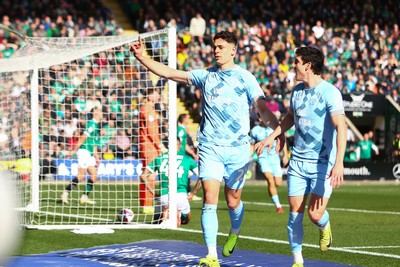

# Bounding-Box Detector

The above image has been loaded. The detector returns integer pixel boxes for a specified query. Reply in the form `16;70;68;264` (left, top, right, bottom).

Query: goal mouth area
0;28;179;230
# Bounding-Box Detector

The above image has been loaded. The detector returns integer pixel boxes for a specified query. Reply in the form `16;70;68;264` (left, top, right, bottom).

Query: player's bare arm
255;97;280;129
188;178;202;201
254;110;294;155
328;114;347;188
255;97;286;152
139;169;155;195
281;143;289;167
130;36;188;84
70;133;88;156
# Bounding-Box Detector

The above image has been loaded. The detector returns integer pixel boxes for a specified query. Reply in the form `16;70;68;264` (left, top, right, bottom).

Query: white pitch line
340;246;400;249
175;228;400;260
242;201;400;215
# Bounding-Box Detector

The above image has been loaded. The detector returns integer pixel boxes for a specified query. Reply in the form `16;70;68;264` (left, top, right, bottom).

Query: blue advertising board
54;159;143;181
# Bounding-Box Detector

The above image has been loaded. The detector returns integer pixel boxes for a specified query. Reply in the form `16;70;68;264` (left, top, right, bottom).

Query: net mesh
0;29;176;229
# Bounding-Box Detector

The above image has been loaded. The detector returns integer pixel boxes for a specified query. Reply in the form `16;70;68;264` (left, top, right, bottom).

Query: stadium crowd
0;0;399;176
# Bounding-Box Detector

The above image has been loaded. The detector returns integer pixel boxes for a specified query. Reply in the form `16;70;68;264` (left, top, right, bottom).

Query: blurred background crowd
0;0;399;175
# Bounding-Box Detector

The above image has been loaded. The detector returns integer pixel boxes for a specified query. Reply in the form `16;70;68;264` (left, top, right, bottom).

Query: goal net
0;28;179;229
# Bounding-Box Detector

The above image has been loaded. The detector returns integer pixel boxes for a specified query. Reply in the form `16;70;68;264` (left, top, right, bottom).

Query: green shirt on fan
358;139;373;160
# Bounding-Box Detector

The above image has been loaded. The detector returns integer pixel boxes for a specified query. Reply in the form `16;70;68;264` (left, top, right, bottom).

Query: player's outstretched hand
254;136;274;156
130;36;143;58
254;133;285;156
327;163;344;188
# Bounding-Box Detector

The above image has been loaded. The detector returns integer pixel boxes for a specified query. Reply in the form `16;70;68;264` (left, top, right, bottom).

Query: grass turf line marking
175;228;400;260
340;246;400;249
242;201;400;215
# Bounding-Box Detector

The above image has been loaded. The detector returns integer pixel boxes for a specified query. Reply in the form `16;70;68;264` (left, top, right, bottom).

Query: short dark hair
213;31;237;46
295;46;324;75
178;113;188;123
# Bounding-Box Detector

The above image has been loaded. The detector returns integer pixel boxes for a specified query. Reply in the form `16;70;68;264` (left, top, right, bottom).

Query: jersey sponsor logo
296;109;306;116
298;118;311;126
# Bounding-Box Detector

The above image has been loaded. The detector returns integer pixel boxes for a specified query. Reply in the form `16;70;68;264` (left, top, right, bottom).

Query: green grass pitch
15;182;400;267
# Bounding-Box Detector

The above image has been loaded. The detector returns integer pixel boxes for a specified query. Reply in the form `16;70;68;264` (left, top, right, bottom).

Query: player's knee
308;210;323;223
226;199;240;210
275;180;282;187
203;192;218;204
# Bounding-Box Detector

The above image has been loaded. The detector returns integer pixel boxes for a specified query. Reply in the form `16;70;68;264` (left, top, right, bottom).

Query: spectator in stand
265;95;282;119
115;129;131;159
391;89;400;105
392;132;400;163
107;91;124;121
190;13;206;43
191;54;205;69
85;92;102;113
358;132;379;163
344;141;360;163
73;90;87;118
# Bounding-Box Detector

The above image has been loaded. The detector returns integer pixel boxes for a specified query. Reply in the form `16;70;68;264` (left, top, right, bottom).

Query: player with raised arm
254;47;346;267
130;31;284;267
140;138;199;226
250;114;288;213
60;107;102;205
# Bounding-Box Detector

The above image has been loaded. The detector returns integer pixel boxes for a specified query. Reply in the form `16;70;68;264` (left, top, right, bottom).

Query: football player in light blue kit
130;31;283;267
250;115;288;213
255;47;346;267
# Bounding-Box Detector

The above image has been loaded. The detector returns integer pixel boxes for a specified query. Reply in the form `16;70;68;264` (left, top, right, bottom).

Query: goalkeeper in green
60;107;102;205
140;138;201;226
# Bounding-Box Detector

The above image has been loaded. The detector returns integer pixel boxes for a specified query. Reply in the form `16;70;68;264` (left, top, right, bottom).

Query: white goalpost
0;28;178;229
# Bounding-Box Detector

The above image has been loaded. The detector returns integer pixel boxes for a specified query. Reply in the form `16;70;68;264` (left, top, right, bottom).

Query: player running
60;107;102;205
250;114;288;213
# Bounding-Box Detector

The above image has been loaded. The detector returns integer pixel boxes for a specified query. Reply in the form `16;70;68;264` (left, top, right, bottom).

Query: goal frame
0;27;179;230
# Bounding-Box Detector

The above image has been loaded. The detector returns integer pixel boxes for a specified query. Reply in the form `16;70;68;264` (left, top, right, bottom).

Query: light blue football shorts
197;143;250;190
287;159;333;198
258;154;283;176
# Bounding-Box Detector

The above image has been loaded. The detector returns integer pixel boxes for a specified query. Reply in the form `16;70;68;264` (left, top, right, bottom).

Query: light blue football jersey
290;80;344;164
249;124;278;158
188;65;264;146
